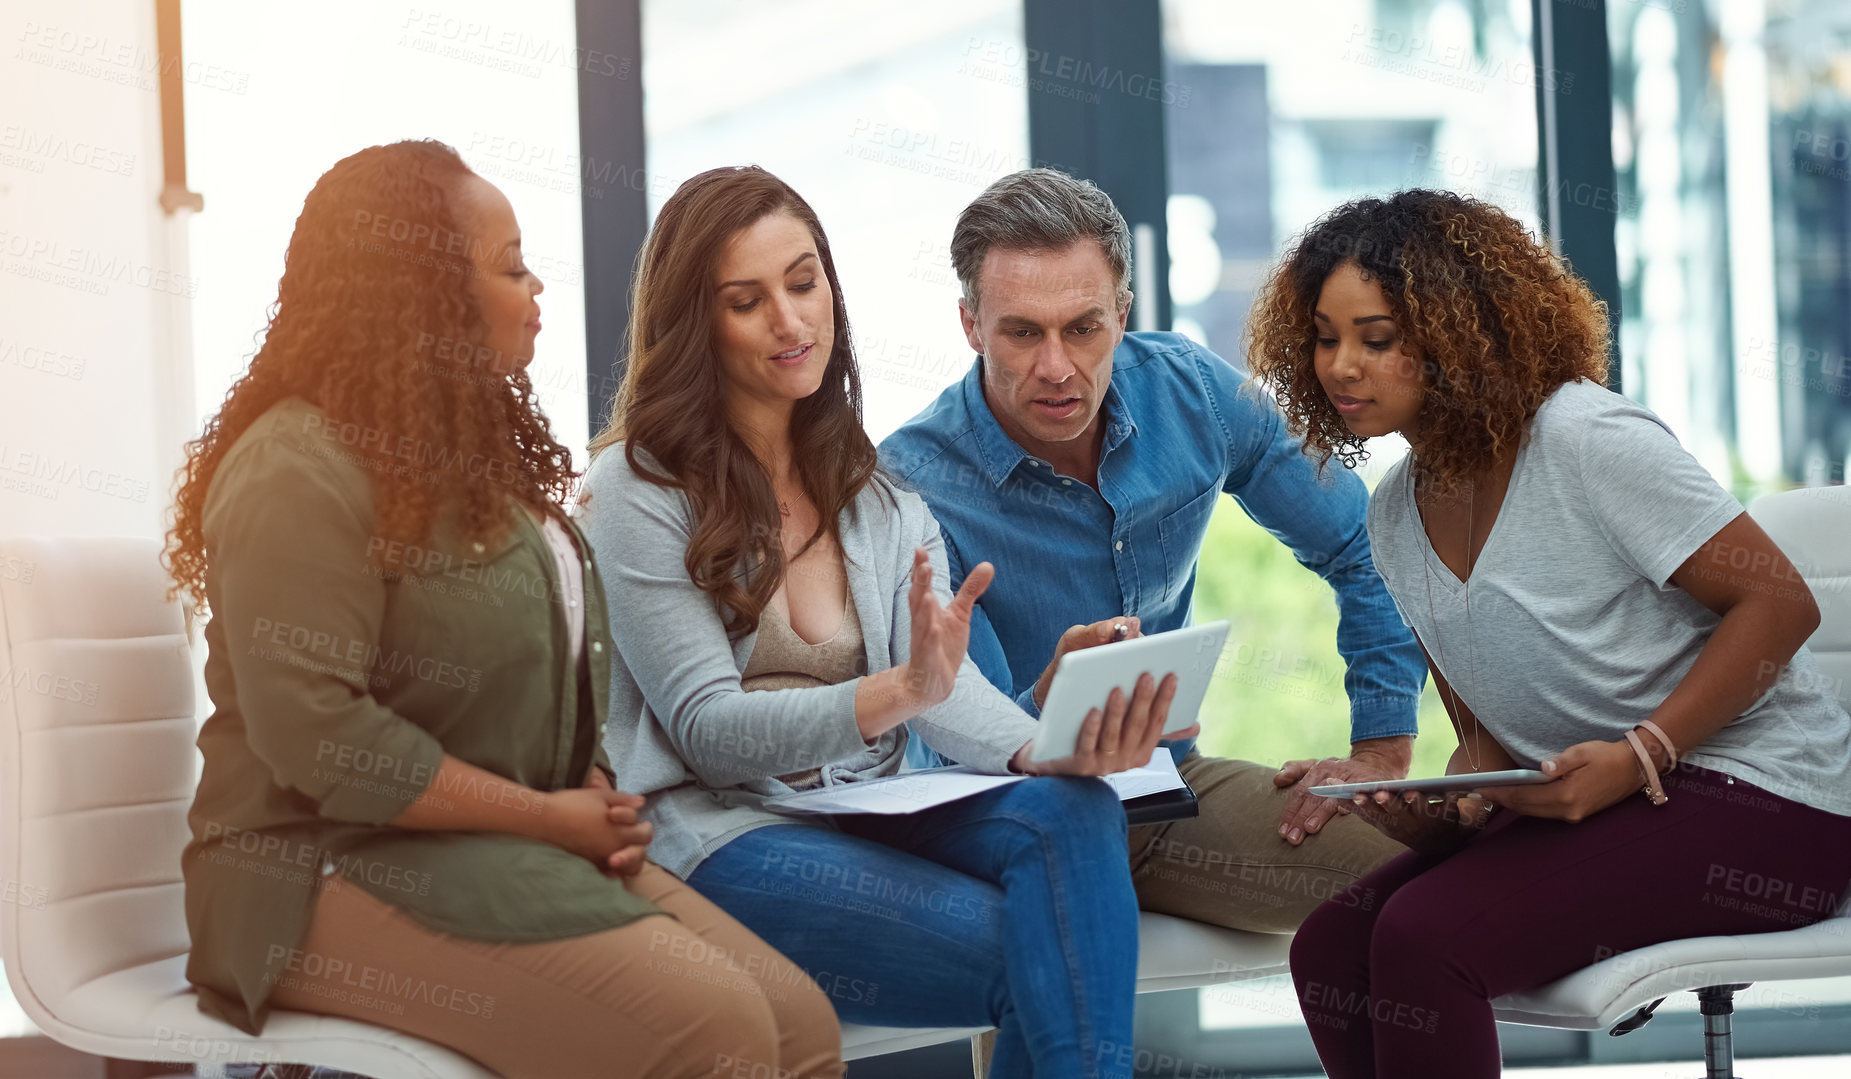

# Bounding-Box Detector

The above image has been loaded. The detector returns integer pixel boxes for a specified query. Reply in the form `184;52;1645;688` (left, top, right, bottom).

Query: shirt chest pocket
1158;485;1220;604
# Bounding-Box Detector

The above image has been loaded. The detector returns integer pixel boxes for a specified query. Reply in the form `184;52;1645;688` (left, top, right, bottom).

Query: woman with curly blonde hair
1249;189;1851;1077
166;140;842;1077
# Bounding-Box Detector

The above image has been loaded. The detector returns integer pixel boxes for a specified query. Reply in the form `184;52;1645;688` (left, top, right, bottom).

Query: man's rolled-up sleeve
1202;350;1426;742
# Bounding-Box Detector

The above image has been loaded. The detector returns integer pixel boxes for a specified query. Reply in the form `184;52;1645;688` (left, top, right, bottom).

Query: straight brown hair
588;166;884;638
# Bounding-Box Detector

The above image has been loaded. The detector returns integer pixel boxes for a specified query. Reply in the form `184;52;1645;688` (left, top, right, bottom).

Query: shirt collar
1100;376;1139;452
959;353;1140;488
958;357;1021;487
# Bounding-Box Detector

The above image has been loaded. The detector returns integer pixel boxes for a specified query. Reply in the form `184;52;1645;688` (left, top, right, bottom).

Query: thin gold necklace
1422;473;1485;772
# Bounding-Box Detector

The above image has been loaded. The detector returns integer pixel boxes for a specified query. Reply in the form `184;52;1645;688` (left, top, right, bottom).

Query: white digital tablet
1308;769;1552;798
1029;620;1230;763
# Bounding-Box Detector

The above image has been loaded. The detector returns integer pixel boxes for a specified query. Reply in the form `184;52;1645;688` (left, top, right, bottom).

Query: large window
641;0;1030;441
1609;0;1851;493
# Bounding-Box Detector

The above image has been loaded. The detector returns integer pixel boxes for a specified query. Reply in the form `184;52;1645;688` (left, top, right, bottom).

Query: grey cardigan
577;444;1043;879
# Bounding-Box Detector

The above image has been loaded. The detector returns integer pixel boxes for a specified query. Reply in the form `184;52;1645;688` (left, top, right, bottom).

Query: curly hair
588;165;884;640
165;139;577;607
1245;190;1610;494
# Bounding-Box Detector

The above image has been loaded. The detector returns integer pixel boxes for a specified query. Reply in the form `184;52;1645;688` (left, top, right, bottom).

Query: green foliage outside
1191;498;1459;779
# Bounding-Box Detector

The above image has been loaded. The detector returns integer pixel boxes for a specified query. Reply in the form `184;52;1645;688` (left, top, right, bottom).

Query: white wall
0;0;592;1041
1;0;188;543
2;0;596;554
1;1;186;1037
181;0;591;463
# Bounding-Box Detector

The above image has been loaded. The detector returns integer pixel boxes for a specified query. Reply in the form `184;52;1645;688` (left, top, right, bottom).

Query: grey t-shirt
1368;379;1851;817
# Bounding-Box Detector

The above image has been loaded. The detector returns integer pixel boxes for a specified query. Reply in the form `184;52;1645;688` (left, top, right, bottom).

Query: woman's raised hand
902;546;991;709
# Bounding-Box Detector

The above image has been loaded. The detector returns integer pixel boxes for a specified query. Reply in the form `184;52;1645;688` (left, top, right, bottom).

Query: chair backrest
0;536;197;1023
1748;485;1851;713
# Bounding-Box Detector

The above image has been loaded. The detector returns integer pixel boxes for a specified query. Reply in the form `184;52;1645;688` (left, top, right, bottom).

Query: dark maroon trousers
1289;766;1851;1078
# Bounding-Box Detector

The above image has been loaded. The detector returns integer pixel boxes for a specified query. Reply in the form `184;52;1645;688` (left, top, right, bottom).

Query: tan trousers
1129;753;1405;934
266;862;844;1079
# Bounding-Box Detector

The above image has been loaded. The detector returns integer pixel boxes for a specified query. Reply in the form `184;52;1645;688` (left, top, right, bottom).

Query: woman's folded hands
537;767;654;877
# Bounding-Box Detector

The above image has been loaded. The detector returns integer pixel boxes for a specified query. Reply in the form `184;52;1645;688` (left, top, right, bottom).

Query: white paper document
761;748;1186;816
1100;749;1186;801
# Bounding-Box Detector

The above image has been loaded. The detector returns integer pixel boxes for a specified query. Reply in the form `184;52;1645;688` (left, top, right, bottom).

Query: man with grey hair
878;168;1426;933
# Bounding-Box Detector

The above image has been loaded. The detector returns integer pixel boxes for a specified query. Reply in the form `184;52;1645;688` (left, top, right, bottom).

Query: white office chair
850;913;1294;1076
0;535;497;1078
1488;483;1851;1078
0;535;1293;1077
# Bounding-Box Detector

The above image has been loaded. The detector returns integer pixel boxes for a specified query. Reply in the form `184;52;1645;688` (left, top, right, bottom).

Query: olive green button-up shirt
182;398;661;1035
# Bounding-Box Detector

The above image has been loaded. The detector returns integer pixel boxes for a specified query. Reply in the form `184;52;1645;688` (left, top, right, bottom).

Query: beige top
741;588;867;789
539;513;586;667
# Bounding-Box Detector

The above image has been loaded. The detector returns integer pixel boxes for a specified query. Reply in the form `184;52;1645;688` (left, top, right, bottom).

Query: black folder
1121;774;1200;826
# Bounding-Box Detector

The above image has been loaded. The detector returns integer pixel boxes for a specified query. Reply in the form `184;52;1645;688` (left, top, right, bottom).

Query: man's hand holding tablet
1315;770;1554;855
1273;750;1412;846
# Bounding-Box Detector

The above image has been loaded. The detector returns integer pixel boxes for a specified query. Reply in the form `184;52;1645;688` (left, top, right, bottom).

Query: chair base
1605;983;1751;1079
1696;983;1751;1079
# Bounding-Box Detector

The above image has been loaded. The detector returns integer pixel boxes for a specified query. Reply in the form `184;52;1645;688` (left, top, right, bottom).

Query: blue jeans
687;776;1139;1079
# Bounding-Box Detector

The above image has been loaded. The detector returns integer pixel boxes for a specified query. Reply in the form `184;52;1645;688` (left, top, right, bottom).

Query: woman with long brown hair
576;165;1178;1079
1247;189;1851;1076
167;141;842;1078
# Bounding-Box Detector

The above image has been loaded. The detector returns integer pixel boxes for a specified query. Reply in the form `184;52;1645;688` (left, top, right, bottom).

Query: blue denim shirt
878;331;1425;766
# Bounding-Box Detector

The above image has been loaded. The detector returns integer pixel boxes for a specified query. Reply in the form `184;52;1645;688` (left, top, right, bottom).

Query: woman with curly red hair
1248;190;1851;1077
166;140;842;1077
